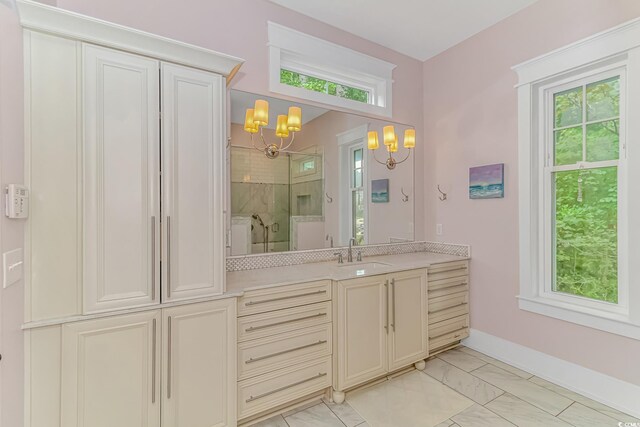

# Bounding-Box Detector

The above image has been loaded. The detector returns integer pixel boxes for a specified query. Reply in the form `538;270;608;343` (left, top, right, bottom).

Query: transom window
268;22;395;117
547;72;624;306
280;69;370;104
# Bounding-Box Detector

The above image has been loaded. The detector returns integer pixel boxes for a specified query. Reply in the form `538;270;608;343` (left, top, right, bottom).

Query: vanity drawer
429;327;469;352
238;280;332;316
428;291;468;313
429;302;469;324
238;356;332;420
428;283;469;299
238;301;331;342
428;261;469;282
429;314;469;339
238;324;332;380
428;274;468;292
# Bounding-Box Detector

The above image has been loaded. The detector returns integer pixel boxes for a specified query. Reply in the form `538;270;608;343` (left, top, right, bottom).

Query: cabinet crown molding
17;0;244;76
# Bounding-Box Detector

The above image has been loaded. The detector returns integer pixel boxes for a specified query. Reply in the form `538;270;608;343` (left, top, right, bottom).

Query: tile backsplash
226;241;470;272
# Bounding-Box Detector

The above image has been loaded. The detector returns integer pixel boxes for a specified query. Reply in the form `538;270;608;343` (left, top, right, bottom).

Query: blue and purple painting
469;163;504;199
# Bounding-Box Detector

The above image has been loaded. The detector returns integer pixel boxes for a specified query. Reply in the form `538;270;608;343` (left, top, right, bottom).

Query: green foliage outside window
553;76;620;303
280;69;370;104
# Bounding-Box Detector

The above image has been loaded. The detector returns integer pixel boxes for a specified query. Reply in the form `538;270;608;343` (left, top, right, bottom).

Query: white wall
0;1;25;426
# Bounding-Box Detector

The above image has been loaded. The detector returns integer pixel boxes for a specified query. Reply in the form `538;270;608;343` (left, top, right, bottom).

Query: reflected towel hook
437;185;448;201
401;187;409;202
325;193;333;203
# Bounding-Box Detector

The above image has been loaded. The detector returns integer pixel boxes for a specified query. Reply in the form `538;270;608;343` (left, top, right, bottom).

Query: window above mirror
268;22;396;117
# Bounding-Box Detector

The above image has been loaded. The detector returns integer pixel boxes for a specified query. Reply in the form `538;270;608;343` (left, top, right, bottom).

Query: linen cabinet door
336;276;388;391
61;311;161;427
162;299;237;427
387;269;428;371
83;44;160;313
162;63;225;302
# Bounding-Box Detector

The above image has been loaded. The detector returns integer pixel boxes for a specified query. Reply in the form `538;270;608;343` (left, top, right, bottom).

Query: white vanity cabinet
23;0;241;320
162;300;237;427
33;299;236;427
334;269;428;398
60;311;161;427
161;64;226;302
82;45;161;313
427;261;470;354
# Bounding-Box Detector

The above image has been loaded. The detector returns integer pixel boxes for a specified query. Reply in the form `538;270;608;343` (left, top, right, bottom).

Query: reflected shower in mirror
228;90;415;255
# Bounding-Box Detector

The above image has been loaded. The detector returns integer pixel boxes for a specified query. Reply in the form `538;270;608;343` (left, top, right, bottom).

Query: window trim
268;22;395;117
514;17;640;339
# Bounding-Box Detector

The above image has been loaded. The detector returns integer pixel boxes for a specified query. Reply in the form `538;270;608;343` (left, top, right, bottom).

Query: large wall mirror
228;90;415;255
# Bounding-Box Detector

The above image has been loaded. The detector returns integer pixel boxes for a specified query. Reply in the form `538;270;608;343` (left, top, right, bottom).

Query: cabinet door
162;299;237;427
162;63;225;301
388;269;428;371
336;276;388;390
83;44;160;313
61;311;161;427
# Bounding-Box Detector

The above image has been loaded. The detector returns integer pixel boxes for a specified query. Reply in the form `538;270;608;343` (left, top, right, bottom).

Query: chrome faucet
348;238;356;263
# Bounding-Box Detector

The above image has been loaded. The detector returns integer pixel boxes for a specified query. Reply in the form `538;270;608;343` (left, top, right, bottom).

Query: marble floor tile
433;420;454;427
281;399;323;418
558;402;621;427
458;347;533;379
285;403;345;427
347;371;474;427
249;414;288;427
529;376;640;422
437;349;487;372
324;399;365;427
486;394;573;427
451;404;515;427
423;358;503;405
471;364;572;415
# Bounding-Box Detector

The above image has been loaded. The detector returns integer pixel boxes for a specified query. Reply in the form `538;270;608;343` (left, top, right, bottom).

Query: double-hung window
515;19;640;339
544;71;626;312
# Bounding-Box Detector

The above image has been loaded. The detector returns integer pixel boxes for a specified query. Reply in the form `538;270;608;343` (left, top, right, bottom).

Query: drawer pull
246;340;327;364
428;302;468;314
245;290;326;306
429;266;468;274
245;313;327;332
245;372;327;403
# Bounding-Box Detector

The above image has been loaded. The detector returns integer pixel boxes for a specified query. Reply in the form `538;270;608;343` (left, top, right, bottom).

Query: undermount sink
337;262;391;275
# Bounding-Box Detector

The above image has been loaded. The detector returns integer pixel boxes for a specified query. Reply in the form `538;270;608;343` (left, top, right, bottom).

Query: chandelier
243;99;302;159
367;125;415;170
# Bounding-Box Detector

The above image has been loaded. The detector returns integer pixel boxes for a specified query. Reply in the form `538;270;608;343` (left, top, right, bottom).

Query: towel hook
401;187;409;202
325;192;333;203
437;185;448;201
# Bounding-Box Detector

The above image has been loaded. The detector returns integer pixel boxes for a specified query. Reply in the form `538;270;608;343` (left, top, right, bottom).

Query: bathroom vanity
227;252;470;425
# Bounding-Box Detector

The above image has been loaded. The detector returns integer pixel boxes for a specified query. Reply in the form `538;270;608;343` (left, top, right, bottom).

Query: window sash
541;69;628;314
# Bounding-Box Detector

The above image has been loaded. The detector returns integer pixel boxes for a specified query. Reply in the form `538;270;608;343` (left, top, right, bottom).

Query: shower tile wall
231;147;291;252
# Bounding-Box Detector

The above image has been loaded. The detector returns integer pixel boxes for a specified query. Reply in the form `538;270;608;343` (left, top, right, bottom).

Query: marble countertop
226;251;468;294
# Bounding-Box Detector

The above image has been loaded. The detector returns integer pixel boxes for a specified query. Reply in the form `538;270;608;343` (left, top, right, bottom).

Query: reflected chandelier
367;125;415;170
243;99;302;159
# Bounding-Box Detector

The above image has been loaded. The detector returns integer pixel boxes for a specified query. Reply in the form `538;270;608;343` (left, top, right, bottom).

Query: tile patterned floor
249;346;638;427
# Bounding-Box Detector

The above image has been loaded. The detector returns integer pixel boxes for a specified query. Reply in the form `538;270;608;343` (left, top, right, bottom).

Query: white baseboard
463;328;640;418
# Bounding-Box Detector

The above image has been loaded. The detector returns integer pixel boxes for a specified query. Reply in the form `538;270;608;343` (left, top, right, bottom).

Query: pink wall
50;0;426;241
0;2;25;426
423;0;640;385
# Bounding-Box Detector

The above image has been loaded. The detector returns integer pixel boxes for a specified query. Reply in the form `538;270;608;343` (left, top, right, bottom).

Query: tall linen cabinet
21;2;243;426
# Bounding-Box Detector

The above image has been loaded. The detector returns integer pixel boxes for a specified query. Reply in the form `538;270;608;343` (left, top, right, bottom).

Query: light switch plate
3;248;23;288
436;224;443;236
